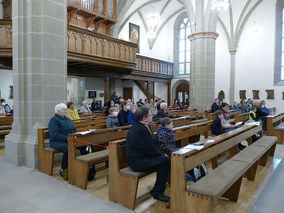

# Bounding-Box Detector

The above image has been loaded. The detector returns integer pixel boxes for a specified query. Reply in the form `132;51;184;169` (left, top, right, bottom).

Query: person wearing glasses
126;106;171;202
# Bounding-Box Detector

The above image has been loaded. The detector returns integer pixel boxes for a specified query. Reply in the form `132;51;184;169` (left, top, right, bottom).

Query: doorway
175;82;189;105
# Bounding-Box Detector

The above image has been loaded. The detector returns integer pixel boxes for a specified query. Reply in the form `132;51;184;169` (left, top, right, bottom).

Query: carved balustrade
136;55;173;77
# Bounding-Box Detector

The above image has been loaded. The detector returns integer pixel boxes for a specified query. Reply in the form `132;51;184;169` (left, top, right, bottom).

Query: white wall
117;1;182;62
215;0;283;111
215;23;230;104
155;82;168;102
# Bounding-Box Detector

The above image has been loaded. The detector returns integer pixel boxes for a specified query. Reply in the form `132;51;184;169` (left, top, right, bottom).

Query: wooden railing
136;55;173;76
68;25;137;65
0;20;173;78
0;20;12;56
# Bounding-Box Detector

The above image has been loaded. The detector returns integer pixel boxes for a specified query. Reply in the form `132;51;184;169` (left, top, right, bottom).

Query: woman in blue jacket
48;103;88;180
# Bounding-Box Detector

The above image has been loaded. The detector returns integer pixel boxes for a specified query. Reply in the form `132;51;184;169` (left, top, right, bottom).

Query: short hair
67;102;74;109
130;104;138;111
161;117;172;126
82;100;87;105
251;106;257;111
109;107;117;114
134;106;151;121
160;102;167;109
55;103;67;113
214;110;223;117
121;101;128;107
220;102;228;109
0;99;5;103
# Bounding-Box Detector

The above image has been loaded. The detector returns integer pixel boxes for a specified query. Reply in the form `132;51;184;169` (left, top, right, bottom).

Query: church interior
1;0;284;212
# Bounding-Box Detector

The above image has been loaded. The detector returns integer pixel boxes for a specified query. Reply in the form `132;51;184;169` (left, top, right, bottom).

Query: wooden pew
207;110;242;122
108;121;212;210
234;112;249;123
267;112;284;144
37;116;208;177
156;124;277;213
38;128;59;175
0;116;13;138
67;126;130;189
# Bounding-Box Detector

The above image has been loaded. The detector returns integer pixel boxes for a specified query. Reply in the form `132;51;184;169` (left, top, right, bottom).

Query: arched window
275;0;284;84
178;17;191;75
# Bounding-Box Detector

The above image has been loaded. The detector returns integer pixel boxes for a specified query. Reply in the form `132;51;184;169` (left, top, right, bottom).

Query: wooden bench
108;121;212;210
234;112;249;123
207;110;242;121
38;128;59;175
0;116;13;138
67;125;130;189
267;112;284;144
156;124;277;213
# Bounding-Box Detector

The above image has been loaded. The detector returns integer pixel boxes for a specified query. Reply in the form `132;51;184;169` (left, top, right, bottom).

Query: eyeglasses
147;114;153;117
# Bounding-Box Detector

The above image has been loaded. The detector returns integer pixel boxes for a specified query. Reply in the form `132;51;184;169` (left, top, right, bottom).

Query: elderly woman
0;102;5;115
48;103;88;180
157;102;170;119
79;100;91;114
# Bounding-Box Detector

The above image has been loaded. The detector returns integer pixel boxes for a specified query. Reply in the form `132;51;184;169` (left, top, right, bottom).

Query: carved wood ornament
266;90;274;100
239;90;246;100
252;90;259;100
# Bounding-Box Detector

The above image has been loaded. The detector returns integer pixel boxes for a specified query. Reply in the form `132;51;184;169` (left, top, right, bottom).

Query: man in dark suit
126;106;171;202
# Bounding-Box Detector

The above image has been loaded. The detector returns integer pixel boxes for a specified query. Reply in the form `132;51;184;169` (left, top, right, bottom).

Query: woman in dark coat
48;103;88;180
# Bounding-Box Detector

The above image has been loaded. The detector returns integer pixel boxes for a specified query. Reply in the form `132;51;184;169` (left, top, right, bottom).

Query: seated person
260;100;270;115
157;102;170;119
211;110;224;136
118;101;130;126
232;101;240;111
79;100;91;114
0;99;11;113
126;106;171;202
0;102;5;115
254;101;268;131
67;102;80;121
48;103;88;180
157;117;177;156
173;99;178;109
91;98;101;112
249;106;257;121
211;98;220;113
106;107;120;128
127;104;138;125
220;102;238;132
240;99;249;113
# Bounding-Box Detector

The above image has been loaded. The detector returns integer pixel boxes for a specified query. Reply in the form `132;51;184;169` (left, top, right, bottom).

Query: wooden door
175;83;189;105
123;87;133;100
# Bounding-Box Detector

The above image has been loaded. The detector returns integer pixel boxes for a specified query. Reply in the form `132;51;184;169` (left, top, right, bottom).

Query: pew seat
120;167;149;178
187;136;277;211
76;149;108;163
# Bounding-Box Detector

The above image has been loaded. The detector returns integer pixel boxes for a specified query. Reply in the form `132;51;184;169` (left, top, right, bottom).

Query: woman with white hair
156;102;170;119
48;103;88;180
79;100;91;114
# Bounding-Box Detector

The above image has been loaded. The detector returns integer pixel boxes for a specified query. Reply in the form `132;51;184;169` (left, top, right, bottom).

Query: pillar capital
188;32;219;41
229;50;237;55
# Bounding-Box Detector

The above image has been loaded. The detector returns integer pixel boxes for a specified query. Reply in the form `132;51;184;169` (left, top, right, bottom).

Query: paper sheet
183;144;204;150
235;121;243;126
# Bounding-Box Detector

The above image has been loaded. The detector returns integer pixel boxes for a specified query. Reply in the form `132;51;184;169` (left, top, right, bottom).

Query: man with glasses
126;106;171;202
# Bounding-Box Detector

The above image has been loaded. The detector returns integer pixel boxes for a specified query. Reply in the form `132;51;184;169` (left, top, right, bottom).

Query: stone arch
171;79;190;104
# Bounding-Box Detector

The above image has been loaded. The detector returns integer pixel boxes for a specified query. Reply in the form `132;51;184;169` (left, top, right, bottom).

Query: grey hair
160;102;167;109
55;103;67;114
82;100;87;105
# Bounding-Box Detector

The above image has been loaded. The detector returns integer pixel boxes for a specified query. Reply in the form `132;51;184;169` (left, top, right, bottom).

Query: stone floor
250;144;284;213
0;156;133;213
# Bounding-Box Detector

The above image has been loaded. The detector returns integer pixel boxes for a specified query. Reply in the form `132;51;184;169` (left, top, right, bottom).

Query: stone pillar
168;80;171;106
5;0;67;168
229;50;237;104
104;76;109;103
189;32;218;111
147;81;151;101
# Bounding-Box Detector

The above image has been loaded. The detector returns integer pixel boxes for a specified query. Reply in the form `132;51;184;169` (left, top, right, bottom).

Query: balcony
0;20;173;80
